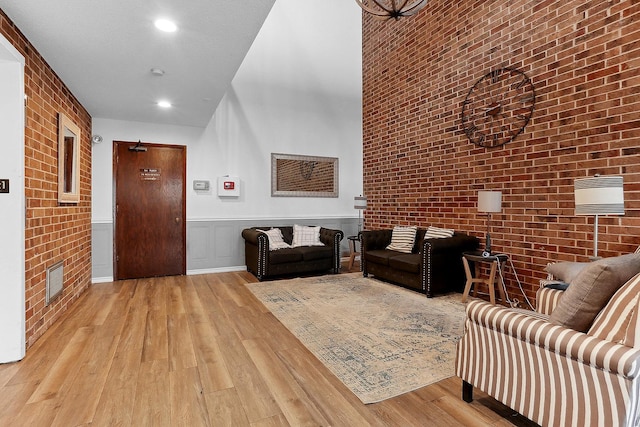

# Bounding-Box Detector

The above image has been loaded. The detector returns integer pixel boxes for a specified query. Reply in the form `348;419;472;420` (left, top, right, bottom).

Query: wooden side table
347;235;360;270
461;251;508;305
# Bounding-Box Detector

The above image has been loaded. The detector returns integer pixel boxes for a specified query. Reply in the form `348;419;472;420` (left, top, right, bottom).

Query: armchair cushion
550;253;640;332
268;248;303;265
388;253;421;274
296;245;333;261
363;249;393;266
588;272;640;346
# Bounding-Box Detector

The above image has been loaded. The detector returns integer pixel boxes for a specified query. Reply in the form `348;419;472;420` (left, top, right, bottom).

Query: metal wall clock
461;67;535;148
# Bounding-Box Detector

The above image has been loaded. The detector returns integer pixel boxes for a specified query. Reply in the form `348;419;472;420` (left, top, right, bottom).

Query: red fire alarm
217;176;240;197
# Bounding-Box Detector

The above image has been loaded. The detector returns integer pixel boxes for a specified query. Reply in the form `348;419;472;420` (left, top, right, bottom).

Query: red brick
363;1;640;306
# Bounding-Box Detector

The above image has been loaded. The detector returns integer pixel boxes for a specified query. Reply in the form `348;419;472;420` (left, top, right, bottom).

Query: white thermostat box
193;180;210;191
217;176;240;197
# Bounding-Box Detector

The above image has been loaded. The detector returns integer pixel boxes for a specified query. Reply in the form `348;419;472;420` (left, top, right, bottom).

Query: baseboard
92;276;114;284
187;266;246;276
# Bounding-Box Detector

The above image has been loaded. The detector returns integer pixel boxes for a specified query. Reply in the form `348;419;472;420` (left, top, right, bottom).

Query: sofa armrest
241;228;269;280
319;227;343;246
421;233;480;297
466;300;640;377
320;227;344;273
536;286;564;315
241;228;265;246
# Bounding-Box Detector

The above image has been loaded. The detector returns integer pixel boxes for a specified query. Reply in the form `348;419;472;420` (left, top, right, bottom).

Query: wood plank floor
0;265;540;426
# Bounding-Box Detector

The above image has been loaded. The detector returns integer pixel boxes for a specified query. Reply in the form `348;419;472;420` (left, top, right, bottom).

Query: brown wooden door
113;141;186;280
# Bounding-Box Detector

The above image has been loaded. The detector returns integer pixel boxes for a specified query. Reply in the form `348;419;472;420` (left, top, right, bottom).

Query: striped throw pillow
386;226;417;253
259;228;291;251
424;226;454;239
588;272;640;347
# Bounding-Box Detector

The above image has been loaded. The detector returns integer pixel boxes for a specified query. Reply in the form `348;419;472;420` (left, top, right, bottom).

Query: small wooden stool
347;235;360;270
461;252;508;305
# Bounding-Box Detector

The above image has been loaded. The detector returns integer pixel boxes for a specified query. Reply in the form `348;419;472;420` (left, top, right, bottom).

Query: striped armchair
456;273;640;427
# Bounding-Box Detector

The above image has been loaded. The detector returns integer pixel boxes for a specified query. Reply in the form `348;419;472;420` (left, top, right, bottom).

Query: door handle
175;217;180;223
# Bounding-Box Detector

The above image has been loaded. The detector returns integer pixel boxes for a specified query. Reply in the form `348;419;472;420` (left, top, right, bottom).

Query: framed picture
271;153;338;198
58;113;81;203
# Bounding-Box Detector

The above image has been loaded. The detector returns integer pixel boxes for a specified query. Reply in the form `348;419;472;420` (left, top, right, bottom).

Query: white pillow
292;225;324;247
424;226;454;239
259;228;291;250
386;225;417;253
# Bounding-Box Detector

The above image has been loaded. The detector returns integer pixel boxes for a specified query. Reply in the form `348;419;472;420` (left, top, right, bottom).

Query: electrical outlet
0;179;8;193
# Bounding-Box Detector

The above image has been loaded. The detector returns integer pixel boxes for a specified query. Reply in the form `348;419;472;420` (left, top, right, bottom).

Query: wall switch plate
0;179;8;193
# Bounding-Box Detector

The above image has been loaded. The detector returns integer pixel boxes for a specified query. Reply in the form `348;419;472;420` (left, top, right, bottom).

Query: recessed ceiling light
154;19;177;33
157;100;172;108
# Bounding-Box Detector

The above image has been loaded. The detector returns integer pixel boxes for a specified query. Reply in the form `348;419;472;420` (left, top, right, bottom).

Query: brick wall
362;1;640;303
276;159;335;192
1;11;92;347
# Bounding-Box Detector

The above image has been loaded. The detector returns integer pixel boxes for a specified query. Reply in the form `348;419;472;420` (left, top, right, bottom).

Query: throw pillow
549;253;640;332
588;272;640;347
386;225;417;254
291;225;324;247
545;261;589;283
424;226;455;239
259;228;291;251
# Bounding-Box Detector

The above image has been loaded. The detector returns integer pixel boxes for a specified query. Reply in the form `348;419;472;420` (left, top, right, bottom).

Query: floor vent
46;261;64;305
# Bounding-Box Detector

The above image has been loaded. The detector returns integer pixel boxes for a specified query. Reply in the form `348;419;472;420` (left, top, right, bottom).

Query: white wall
91;0;362;276
0;35;25;362
92;0;362;222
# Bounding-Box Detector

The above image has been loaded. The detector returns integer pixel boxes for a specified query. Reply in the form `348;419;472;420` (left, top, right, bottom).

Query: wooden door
113;141;186;280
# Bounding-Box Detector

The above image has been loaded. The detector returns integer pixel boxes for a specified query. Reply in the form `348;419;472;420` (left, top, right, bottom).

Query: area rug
245;273;468;404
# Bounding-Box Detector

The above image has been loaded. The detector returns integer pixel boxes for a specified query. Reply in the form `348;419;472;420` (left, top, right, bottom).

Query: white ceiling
0;1;276;128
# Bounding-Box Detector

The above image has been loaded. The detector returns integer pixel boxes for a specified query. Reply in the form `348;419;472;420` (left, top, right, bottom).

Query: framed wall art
58;112;81;203
271;153;338;198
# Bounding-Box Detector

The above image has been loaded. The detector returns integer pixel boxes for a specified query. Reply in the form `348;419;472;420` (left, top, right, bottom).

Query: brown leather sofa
242;226;343;281
361;228;479;297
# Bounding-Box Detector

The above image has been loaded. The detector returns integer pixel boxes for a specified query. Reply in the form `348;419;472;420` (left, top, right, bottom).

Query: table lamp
478;190;502;255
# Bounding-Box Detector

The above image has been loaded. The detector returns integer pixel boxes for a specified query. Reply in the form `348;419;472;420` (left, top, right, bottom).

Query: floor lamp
478;190;502;256
575;175;624;259
354;195;367;233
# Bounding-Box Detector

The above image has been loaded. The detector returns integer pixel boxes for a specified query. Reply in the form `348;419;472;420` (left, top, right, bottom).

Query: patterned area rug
246;273;468;404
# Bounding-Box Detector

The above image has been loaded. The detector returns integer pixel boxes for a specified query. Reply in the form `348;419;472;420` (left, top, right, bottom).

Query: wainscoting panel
92;217;359;281
92;222;113;282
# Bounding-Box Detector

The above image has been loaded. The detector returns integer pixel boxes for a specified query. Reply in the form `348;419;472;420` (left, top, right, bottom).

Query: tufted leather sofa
361;228;479;297
242;226;343;281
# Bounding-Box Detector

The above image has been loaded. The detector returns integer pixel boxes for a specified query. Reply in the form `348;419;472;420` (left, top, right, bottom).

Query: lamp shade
478;191;502;213
354;195;367;210
575;176;624;215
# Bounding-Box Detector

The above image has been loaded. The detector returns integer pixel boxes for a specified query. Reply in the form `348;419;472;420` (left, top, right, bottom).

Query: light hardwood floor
0;265;539;426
